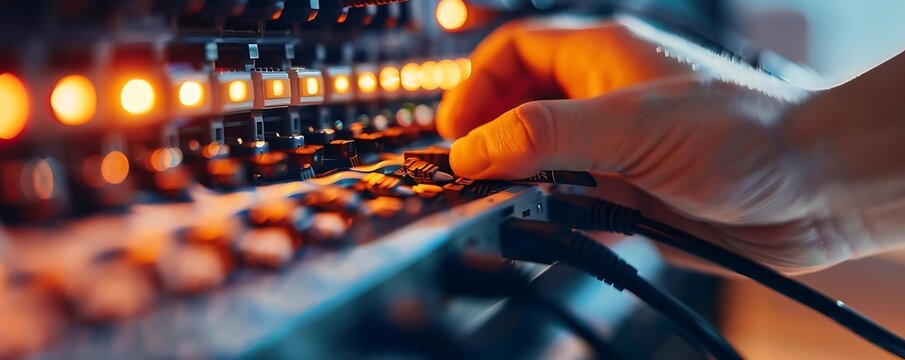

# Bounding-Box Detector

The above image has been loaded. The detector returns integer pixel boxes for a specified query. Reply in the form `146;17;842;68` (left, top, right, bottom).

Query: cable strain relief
591;199;641;235
562;231;638;291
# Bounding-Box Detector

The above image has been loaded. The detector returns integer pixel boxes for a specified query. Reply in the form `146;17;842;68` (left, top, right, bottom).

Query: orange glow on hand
357;71;377;94
178;81;205;108
333;75;351;95
379;67;400;92
101;151;130;185
0;73;30;139
400;63;421;91
436;0;468;31
303;77;320;96
120;79;156;115
51;75;97;126
419;61;442;91
439;59;462;90
228;80;249;102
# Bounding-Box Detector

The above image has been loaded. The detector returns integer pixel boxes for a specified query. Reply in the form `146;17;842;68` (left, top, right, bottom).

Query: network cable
499;219;742;360
546;193;905;358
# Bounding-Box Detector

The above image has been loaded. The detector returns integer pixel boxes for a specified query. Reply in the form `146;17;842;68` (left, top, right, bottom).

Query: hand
438;20;869;273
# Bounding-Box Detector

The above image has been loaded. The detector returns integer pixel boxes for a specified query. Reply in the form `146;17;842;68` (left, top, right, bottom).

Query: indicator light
0;73;29;139
333;75;351;95
438;59;462;90
265;79;289;99
178;81;205;108
357;71;377;94
420;61;442;91
456;58;472;80
304;77;320;96
51;75;97;126
400;63;421;91
436;0;468;31
379;67;400;92
228;80;249;102
120;79;156;115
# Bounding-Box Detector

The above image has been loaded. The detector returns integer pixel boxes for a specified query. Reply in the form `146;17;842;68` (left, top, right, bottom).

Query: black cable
547;193;905;359
500;220;742;360
441;253;619;359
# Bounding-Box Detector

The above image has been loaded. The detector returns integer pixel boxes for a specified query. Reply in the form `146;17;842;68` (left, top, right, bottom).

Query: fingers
449;95;639;180
436;22;562;139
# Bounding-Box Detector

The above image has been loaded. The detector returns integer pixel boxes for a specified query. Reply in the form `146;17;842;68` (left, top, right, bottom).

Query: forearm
783;50;905;254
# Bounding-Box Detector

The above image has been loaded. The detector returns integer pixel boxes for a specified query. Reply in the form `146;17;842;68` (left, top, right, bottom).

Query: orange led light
100;151;130;185
178;81;205;108
265;79;289;99
51;75;97;126
303;77;320;96
333;75;351;95
436;0;468;31
438;59;462;90
120;78;156;115
228;80;249;102
456;58;472;80
357;71;377;94
420;61;442;91
400;63;421;91
23;159;55;201
0;73;30;140
379;67;400;92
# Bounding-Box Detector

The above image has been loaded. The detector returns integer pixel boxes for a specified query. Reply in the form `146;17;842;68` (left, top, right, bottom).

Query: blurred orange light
438;59;462;90
379;67;400;92
304;77;320;96
420;61;442;91
456;58;472;80
101;151;130;185
357;71;377;94
334;75;351;95
436;0;468;31
120;79;156;115
400;63;421;91
0;73;30;140
228;80;249;102
26;159;55;200
51;75;97;126
178;81;205;108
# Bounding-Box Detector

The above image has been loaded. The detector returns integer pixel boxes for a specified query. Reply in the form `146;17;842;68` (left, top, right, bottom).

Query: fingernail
450;134;491;177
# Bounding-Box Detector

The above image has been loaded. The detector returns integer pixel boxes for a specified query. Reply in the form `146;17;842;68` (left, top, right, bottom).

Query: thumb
449;97;641;179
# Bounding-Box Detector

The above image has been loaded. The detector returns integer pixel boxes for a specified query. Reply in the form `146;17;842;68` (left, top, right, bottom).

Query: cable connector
547;194;640;235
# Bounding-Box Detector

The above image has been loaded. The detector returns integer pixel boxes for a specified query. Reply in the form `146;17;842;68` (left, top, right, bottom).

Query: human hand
438;20;870;273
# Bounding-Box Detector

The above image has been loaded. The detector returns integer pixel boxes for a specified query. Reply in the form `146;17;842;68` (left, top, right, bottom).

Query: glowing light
436;0;468;31
333;75;351;95
357;71;377;94
456;58;472;80
101;151;130;185
178;81;205;108
303;77;320;96
0;73;29;140
228;80;249;102
379;67;400;92
120;79;156;115
149;147;183;172
51;75;96;126
438;59;462;90
400;63;421;91
420;61;442;91
265;79;289;99
23;159;55;200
